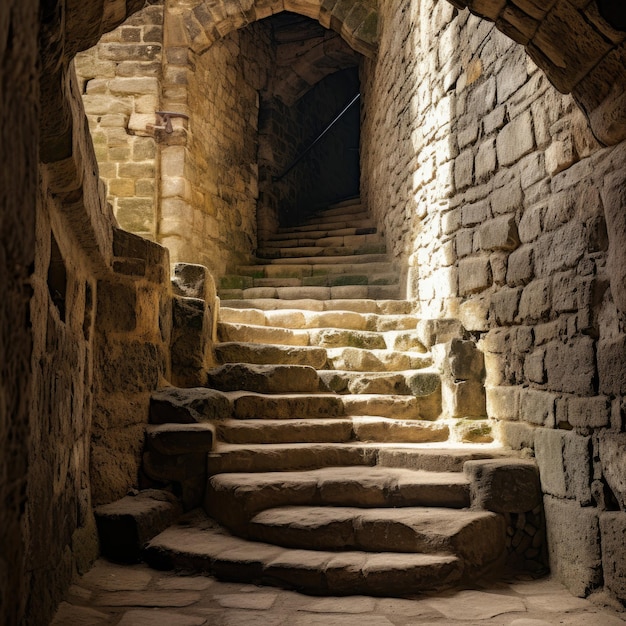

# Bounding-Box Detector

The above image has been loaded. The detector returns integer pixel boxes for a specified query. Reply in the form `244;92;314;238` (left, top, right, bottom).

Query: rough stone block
567;396;610;429
145;423;215;455
464;458;541;513
172;263;214;300
543;497;602;597
544;336;595;395
599;335;626;396
534;429;591;504
490;286;522;325
519;388;556;427
599;513;626;601
95;490;182;563
150;387;231;424
442;379;486;418
439;338;485;381
597;433;626;510
478;215;520;251
458;257;492;295
486;385;520;421
517;278;551;322
545;138;577;176
496;111;534;166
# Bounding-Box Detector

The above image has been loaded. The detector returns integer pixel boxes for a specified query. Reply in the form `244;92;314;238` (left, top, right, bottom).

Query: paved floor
52;559;625;625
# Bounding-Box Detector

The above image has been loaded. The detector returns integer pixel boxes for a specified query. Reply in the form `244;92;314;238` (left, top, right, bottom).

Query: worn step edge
248;505;505;566
143;512;463;596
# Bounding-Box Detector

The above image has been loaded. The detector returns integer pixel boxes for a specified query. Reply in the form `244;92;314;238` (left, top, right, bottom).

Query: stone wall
77;2;164;241
0;1;39;623
361;0;626;604
179;23;270;275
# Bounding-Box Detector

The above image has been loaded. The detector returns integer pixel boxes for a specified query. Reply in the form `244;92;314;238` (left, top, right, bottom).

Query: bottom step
144;511;463;597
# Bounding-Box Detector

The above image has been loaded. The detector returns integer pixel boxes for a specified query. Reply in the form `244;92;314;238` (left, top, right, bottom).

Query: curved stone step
215;416;449;445
248;506;505;567
266;253;390;265
236;260;395;280
144;515;463;596
325;347;433;372
205;466;471;531
219;284;401;301
257;244;387;260
262;233;384;249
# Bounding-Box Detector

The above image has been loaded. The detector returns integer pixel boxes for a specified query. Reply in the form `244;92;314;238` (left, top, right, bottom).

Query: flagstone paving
52;559;625;625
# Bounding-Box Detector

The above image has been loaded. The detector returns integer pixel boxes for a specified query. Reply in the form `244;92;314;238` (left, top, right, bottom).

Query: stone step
264;253;390;265
206;466;471;529
318;368;440;396
236;261;395;279
261;233;384;249
216;416;449;445
219;308;420;333
215;342;328;368
267;226;377;243
277;216;376;234
143;512;464;596
257;244;387;260
306;209;370;224
205;363;322;394
217;322;433;358
218;284;401;301
248;506;505;567
219;298;413;314
239;273;397;289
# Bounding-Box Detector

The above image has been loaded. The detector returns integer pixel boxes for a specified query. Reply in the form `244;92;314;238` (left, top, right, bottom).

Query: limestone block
597;432;626;510
517;278;551;322
458;257;492;296
171;263;213;300
464;458;541;513
486;385;520;421
97;280;137;332
442;379;486;418
462;200;491;227
498;421;536;451
599;335;626;396
206;363;320;394
534;429;591;504
567;396;610;429
453;419;494;443
490;286;522;325
519;389;556;427
543;336;595;395
415;319;465;349
171;296;212;386
478;215;520;251
602;171;626;314
545;138;577;176
454;149;474;190
518;205;542;243
150;387;231;424
599;513;626;601
438;338;485;381
496;111;534;166
94;490;182;563
146;423;215;456
458;297;490;332
524;349;545;384
475;138;496;181
108;77;160;96
543;497;602;597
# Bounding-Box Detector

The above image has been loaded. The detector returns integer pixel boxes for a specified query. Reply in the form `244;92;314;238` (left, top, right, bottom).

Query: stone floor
52;559;625;625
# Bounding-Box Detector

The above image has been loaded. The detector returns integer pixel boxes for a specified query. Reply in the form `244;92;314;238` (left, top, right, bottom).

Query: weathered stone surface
599;513;626;600
464;458;541;513
172;263;215;301
206;363;321;393
95;490;182;563
534;429;592;504
597;432;626;510
543;497;602;597
145;423;215;456
150;387;231;424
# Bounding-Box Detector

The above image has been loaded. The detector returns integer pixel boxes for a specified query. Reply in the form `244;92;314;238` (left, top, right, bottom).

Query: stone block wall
361;0;626;603
76;3;164;241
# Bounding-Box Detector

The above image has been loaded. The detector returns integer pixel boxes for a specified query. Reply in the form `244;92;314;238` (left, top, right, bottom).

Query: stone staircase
96;199;545;597
219;198;401;301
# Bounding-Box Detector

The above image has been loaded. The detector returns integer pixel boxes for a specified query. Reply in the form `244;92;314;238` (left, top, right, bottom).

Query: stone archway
156;0;378;272
446;0;626;146
168;0;379;58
